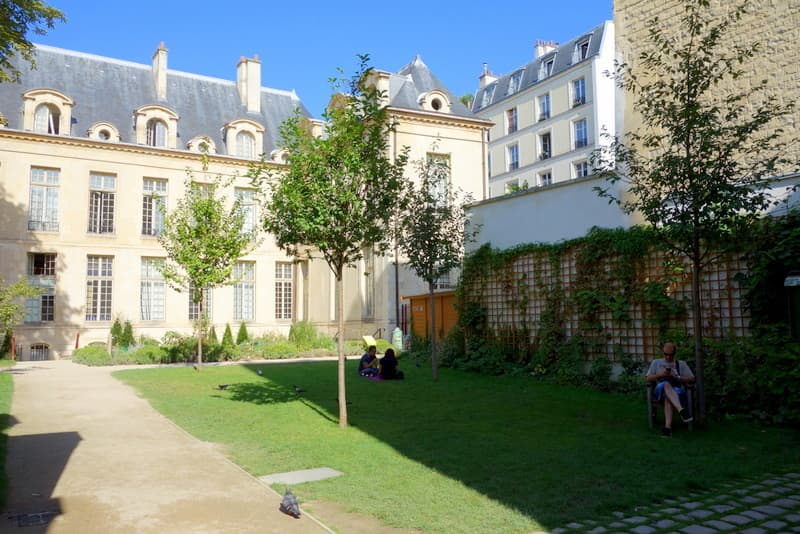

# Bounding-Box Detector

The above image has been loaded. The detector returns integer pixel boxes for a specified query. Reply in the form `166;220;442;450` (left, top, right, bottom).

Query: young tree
158;165;256;367
399;152;479;380
0;0;65;83
0;277;41;330
592;0;796;422
250;55;409;427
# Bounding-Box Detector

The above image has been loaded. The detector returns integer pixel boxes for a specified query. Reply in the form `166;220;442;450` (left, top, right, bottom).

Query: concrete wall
467;175;633;250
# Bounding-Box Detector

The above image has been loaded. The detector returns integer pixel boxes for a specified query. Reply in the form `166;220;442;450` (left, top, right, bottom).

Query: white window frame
88;173;116;234
188;286;213;321
235;188;256;235
225;119;264;159
539;132;552;160
573;161;590;178
23;89;73;135
28;167;59;232
86;256;113;321
574;119;589;149
506;107;518;134
140;258;165;321
572;78;586;107
275;262;293;320
142;178;167;236
507;144;519;171
539;171;553;187
538;94;550;122
507;70;524;95
233;262;255;321
134;105;178;148
25;253;56;323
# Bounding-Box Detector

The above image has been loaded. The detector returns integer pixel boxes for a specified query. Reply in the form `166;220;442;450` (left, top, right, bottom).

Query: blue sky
32;1;612;118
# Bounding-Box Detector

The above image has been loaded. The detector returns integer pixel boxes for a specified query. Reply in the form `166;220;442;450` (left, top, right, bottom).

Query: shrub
260;340;300;359
0;328;12;359
73;346;112;366
221;324;234;348
120;321;134;348
588;356;613;391
289;321;335;350
208;326;219;345
110;318;123;347
236;322;250;345
127;345;168;365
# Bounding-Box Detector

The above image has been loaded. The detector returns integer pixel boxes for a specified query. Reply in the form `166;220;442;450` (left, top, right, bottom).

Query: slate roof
472;22;608;112
0;44;311;155
387;55;475;119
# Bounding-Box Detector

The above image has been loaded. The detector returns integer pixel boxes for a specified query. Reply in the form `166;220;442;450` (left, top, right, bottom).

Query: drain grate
13;510;60;527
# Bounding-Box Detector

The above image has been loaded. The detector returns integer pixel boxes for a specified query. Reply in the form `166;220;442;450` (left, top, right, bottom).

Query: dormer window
146;119;168;147
223;119;264;159
480;84;496;108
507;70;524;95
134;105;179;149
270;149;289;164
573;38;591;63
538;57;555;79
87;122;120;142
418;90;451;113
23;89;74;135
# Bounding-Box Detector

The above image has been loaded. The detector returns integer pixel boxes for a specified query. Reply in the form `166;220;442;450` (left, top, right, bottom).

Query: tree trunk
336;267;348;427
196;297;204;368
429;281;438;381
691;244;705;424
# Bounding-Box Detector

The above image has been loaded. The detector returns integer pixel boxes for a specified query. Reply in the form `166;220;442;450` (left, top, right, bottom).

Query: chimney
535;40;559;58
237;54;262;113
479;63;498;89
152;42;168;101
365;69;391;106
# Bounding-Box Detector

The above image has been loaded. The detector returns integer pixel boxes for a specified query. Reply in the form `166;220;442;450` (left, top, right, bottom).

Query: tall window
25;253;55;323
233;262;255;321
507;144;519;171
88;173;115;234
28;167;59;231
361;249;374;319
574;119;588;149
426;153;450;205
539;171;553;187
507;70;524;94
538;94;550;121
572;78;586;106
539;58;554;79
235;188;256;234
574;161;590;178
506;107;518;134
146;119;167;147
539;133;552;160
275;262;293;320
33;104;59;134
140;258;165;321
188;286;212;321
434;269;453;290
236;131;255;159
86;256;113;321
142;178;167;236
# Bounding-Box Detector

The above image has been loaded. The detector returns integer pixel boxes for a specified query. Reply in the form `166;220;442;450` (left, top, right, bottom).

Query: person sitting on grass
379;348;404;380
359;345;379;377
646;342;695;437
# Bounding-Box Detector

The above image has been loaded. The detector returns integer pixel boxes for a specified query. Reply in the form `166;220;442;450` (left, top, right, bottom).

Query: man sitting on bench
646;342;695;437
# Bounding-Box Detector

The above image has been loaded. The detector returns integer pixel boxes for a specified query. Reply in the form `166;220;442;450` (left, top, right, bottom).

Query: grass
115;361;800;533
0;359;14;508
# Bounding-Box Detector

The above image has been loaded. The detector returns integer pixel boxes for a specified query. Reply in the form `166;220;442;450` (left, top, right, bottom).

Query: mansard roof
0;44;310;154
472;22;609;112
387;55;475;118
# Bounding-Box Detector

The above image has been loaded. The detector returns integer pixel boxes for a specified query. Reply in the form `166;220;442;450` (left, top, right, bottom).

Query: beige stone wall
614;0;800;169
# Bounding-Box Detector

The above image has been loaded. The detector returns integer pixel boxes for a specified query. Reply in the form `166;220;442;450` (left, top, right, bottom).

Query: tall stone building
614;0;800;173
0;44;488;359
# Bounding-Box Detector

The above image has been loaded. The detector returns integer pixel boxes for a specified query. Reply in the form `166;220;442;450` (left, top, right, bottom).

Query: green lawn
0;360;14;508
115;361;800;533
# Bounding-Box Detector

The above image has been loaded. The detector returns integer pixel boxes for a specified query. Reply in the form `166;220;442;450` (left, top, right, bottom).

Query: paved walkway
551;473;800;533
2;360;331;533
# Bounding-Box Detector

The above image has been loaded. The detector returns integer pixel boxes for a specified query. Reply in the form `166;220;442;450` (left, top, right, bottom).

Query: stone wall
614;0;800;172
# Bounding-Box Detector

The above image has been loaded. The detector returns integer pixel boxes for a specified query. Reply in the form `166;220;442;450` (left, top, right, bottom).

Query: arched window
236;131;255;159
34;104;60;134
146;119;168;147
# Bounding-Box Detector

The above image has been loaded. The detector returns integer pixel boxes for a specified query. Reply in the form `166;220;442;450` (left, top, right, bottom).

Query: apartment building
472;21;616;198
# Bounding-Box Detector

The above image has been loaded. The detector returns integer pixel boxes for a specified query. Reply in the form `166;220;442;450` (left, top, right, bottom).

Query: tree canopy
0;0;65;83
592;0;796;422
158;166;256;366
250;55;409;427
0;277;40;331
